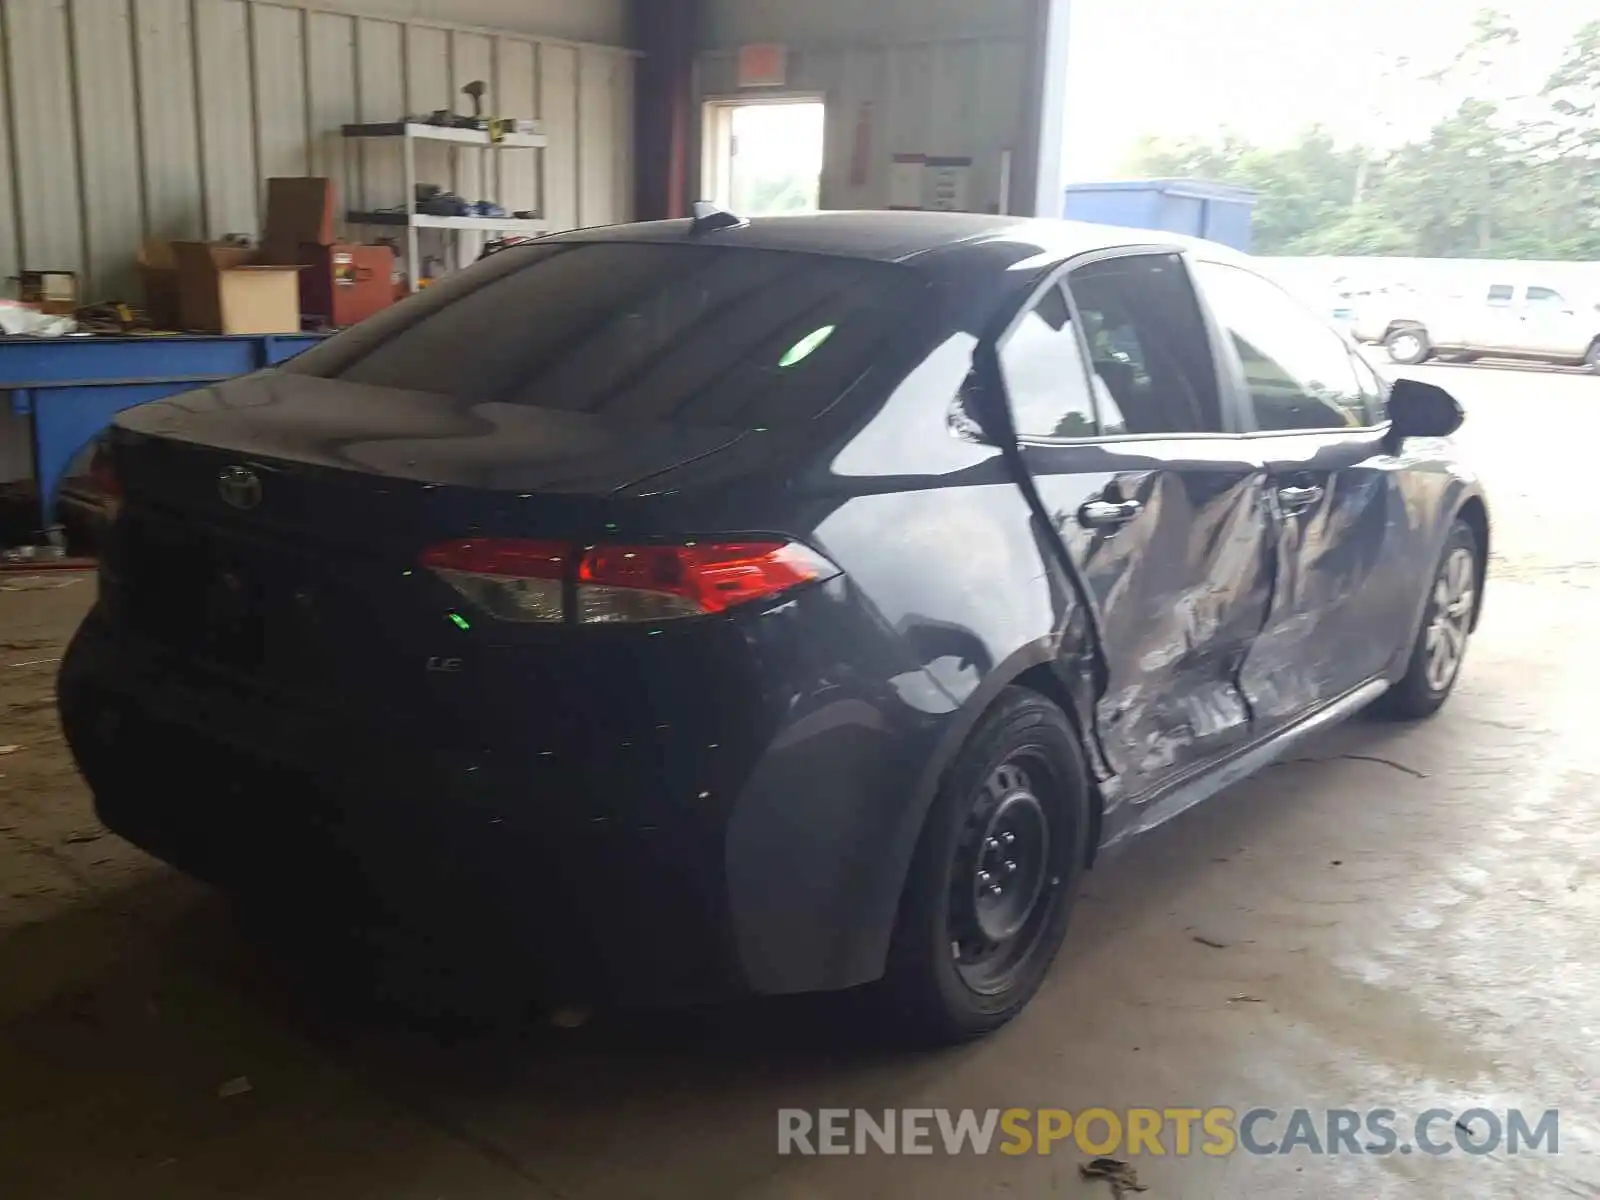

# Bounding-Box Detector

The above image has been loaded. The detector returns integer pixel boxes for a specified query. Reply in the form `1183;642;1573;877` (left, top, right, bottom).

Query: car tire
1386;326;1432;365
1585;340;1600;374
1375;518;1479;720
879;687;1089;1043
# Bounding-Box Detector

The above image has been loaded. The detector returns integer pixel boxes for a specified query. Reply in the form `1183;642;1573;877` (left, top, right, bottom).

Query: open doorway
702;98;826;216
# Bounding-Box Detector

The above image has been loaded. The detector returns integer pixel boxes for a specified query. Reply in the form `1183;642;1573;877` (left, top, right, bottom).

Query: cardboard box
262;177;336;263
137;239;181;328
172;242;302;334
16;270;79;315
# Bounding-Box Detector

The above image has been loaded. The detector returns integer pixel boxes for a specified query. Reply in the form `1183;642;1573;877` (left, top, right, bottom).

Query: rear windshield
284;241;924;429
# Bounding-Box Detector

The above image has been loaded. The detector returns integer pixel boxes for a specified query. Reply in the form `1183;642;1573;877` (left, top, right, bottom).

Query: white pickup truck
1351;281;1600;372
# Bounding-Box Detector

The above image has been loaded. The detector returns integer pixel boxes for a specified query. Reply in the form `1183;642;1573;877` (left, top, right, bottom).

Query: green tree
1123;11;1600;261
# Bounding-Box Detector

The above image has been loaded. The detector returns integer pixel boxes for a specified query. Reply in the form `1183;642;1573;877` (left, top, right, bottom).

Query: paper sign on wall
737;44;787;88
925;156;973;211
889;154;926;209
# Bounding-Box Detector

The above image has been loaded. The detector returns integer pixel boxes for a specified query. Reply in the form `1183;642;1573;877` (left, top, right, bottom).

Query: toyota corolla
58;210;1486;1042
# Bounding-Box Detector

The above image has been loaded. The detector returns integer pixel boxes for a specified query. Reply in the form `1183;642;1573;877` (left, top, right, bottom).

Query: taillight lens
578;542;833;623
420;538;837;624
420;539;569;623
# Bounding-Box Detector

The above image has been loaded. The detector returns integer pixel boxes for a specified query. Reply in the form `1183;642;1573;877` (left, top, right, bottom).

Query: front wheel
1386;326;1432;365
1376;519;1479;719
1584;340;1600;374
880;688;1089;1043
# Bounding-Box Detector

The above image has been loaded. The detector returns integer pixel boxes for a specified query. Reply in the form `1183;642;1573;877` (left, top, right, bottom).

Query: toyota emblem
217;465;262;510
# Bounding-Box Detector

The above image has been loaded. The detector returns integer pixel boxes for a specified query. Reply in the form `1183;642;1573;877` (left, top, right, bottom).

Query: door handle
1276;484;1324;514
1077;497;1143;529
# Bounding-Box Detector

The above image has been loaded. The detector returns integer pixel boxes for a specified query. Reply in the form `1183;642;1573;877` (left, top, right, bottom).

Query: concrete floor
2;363;1598;1199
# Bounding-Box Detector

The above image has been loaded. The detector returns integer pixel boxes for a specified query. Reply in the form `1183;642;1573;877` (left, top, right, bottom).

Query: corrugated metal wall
0;0;637;301
697;38;1031;215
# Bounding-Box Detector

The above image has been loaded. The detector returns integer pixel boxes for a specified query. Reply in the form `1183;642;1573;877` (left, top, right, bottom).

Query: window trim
1523;285;1567;307
1190;256;1393;437
994;279;1106;442
998;245;1247;447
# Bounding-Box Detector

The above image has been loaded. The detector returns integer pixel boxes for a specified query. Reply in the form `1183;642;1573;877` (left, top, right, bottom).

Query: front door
1190;258;1400;727
997;251;1276;810
1471;283;1521;352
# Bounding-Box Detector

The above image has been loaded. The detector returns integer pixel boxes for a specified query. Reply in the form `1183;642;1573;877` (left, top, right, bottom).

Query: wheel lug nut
1005;860;1018;874
989;884;1004;896
977;870;992;885
985;837;1000;852
1001;831;1016;845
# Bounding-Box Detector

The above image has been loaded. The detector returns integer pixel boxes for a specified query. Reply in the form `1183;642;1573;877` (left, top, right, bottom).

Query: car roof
544;210;1252;271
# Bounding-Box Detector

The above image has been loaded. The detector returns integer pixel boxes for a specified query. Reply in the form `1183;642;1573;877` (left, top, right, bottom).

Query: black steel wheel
881;687;1089;1043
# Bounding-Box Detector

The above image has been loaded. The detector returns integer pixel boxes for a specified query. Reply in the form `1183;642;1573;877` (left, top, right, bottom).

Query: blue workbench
1;332;324;529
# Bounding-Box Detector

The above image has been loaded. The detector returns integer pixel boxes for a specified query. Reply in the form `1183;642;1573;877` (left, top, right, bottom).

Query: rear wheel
1377;519;1479;719
1386;326;1432;365
880;688;1088;1043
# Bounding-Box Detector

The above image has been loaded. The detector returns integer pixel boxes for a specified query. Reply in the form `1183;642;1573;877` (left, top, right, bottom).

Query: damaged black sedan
59;210;1486;1042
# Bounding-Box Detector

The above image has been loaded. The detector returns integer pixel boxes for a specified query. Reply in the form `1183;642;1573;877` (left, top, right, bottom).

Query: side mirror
1388;377;1463;441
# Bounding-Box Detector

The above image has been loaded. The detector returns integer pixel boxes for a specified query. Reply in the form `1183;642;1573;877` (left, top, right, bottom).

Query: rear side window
284;242;923;429
1064;253;1224;435
1487;284;1515;305
998;284;1102;439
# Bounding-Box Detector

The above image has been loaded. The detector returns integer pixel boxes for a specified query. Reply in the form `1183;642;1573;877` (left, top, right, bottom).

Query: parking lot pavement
2;364;1598;1199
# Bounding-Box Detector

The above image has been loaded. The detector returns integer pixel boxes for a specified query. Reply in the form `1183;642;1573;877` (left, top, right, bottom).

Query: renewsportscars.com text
777;1107;1559;1157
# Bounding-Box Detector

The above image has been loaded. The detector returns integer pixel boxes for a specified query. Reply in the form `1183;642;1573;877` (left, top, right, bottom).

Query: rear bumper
58;602;939;1006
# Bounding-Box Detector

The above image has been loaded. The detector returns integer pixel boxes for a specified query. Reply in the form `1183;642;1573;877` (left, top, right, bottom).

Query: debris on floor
1192;934;1227;949
1079;1157;1148;1197
217;1076;253;1099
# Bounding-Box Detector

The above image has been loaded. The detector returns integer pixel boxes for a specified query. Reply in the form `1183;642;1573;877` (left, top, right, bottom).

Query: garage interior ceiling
0;0;637;300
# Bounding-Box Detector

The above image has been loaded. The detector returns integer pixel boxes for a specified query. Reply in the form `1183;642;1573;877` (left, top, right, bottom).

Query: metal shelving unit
341;122;550;291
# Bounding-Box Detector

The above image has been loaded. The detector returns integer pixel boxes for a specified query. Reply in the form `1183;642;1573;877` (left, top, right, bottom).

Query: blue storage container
1062;179;1257;251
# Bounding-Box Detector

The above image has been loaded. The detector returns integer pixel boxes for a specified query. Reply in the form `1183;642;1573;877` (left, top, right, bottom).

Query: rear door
1189;258;1400;727
1516;285;1589;357
1000;250;1275;806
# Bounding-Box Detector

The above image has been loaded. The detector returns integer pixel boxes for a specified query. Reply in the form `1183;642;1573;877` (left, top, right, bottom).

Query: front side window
1525;286;1566;309
997;284;1103;439
1065;253;1223;435
1193;261;1371;432
1351;353;1389;425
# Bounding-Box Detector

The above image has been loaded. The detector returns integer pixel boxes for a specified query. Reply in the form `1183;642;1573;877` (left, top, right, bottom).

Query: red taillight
420;537;837;624
578;542;833;622
420;539;569;579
